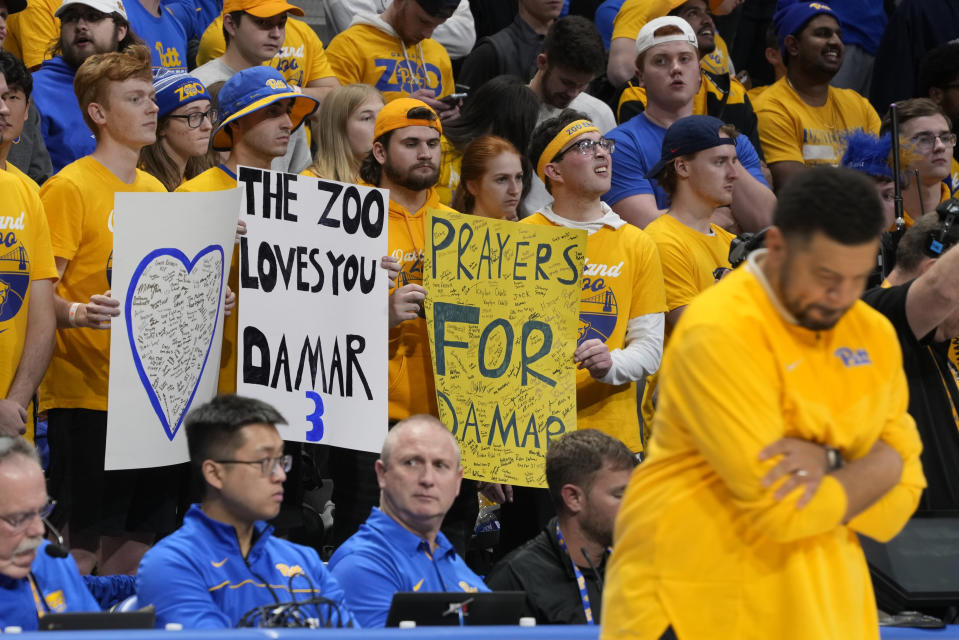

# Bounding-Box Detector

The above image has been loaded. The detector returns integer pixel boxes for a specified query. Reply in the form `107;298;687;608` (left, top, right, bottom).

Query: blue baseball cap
646;115;736;179
773;1;838;56
212;66;318;151
153;70;209;119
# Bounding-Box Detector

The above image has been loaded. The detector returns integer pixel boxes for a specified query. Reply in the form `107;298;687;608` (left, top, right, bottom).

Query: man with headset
863;201;959;511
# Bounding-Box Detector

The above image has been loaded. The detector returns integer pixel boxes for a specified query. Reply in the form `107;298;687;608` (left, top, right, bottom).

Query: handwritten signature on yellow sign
425;210;586;488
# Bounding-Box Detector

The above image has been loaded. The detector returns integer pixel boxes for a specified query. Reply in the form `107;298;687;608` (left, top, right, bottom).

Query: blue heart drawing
125;246;224;442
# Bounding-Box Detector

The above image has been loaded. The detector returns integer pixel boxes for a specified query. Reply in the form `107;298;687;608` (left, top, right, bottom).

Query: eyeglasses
214;454;292;476
909;132;958;153
167;108;218;129
0;500;56;531
60;9;110;24
554;137;616;161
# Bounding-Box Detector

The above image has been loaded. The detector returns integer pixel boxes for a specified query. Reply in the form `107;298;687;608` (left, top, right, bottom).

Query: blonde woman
304;84;384;183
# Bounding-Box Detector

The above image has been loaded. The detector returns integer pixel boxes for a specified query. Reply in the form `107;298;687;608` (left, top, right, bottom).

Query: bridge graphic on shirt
0;242;31;322
0;244;28;271
578;287;618;345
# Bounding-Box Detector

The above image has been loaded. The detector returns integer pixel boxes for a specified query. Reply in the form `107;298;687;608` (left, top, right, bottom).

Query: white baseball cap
635;15;698;57
55;0;128;20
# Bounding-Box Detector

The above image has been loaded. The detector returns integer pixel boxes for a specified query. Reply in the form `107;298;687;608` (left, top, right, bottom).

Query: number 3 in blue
305;391;325;442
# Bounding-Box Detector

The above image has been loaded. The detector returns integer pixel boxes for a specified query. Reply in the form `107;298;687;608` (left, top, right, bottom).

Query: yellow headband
537;119;600;183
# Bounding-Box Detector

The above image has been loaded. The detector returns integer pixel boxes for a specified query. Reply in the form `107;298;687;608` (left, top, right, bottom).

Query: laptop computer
385;591;526;627
38;610;156;631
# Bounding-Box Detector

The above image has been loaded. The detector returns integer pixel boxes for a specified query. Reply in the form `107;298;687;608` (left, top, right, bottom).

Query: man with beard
328;98;468;550
601;167;926;640
31;0;140;172
525;16;615;213
753;1;880;192
485;429;636;625
0;437;99;630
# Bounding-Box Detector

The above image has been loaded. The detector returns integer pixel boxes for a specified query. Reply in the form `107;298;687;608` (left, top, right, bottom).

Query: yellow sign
425;210;585;487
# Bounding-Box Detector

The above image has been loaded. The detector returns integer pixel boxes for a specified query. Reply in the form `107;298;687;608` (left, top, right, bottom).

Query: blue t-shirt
125;0;188;72
604;112;768;210
328;507;490;628
32;56;95;173
166;0;221;42
0;541;100;631
831;0;886;55
595;0;625;50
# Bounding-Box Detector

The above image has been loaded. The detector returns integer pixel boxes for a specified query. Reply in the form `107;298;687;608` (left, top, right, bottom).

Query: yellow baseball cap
222;0;304;18
373;98;442;141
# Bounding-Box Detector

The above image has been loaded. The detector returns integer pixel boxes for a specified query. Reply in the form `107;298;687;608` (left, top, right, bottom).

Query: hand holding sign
574;338;613;379
390;283;426;328
77;290;120;329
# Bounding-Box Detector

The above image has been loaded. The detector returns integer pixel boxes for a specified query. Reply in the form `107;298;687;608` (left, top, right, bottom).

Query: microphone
42;517;70;559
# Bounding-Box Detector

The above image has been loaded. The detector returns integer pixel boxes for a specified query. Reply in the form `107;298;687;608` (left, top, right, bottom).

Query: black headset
924;198;959;257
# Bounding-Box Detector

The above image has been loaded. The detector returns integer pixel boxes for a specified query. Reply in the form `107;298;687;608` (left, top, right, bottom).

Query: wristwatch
825;446;844;472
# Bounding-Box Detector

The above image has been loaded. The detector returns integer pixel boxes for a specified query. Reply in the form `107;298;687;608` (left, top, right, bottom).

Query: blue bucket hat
646;115;735;179
212;66;318;151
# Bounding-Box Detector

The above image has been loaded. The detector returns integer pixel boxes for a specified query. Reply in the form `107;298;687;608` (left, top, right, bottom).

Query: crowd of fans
1;0;959;632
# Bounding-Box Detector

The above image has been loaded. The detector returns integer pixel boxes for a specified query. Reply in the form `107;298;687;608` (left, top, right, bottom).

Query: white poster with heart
105;187;242;470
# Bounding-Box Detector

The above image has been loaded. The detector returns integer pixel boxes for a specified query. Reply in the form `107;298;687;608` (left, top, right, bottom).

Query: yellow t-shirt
196;17;336;88
949;157;959;196
640;214;735;438
39;156;166;411
325;23;454;102
0;170;58;402
435;135;462;207
176;165;239;394
5;162;41;194
901;182;951;228
602;256;925;640
611;0;733;76
3;0;59;68
387;188;458;421
524;212;666;452
753;77;881;166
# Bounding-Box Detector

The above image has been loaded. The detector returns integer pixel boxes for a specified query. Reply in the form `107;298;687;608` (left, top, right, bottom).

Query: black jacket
485;517;606;625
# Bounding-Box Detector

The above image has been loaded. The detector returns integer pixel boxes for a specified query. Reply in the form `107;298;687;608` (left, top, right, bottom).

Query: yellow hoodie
602;253;925;640
326;11;454;103
387;188;458;421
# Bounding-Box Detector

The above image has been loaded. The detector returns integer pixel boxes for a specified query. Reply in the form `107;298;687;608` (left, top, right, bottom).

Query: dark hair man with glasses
137;395;354;629
880;98;957;228
0;436;99;630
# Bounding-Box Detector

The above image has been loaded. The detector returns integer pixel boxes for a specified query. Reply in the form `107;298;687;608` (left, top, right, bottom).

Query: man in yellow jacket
330;98;470;550
601;166;926;640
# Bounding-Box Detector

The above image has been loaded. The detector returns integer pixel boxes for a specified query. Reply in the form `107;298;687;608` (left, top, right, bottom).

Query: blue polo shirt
328;507;489;628
604;112;767;210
